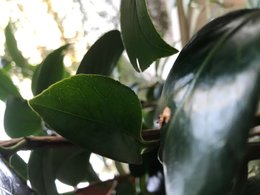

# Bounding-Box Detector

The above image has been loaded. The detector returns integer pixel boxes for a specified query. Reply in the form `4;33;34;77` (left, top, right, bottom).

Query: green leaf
0;154;34;195
0;68;21;101
29;75;143;164
9;154;28;181
31;65;41;96
4;96;42;138
4;23;28;69
28;150;58;195
120;0;178;72
56;152;91;186
157;9;260;195
76;30;124;75
54;148;99;186
33;44;69;95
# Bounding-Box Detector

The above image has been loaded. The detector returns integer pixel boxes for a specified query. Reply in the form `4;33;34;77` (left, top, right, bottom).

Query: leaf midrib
30;101;143;141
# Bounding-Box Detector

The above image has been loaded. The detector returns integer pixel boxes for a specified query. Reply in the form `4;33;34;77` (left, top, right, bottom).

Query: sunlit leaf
4;23;28;70
76;30;124;75
157;9;260;195
0;68;21;101
120;0;178;71
4;96;41;138
29;75;143;164
33;44;69;95
0;154;34;195
28;150;58;195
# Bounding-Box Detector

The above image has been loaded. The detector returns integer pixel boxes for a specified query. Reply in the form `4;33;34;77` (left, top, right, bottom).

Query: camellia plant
0;0;259;195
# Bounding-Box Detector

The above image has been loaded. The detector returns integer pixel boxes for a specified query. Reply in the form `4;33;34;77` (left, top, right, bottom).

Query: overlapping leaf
120;0;178;71
54;148;99;186
157;9;260;195
32;44;69;95
76;30;124;75
28;150;58;195
4;96;41;138
29;75;143;164
4;23;28;70
0;69;21;101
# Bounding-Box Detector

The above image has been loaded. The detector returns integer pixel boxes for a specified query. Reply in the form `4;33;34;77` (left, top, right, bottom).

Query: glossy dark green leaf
120;0;178;72
157;9;260;195
33;44;69;95
28;150;58;195
29;75;143;164
9;154;28;181
0;154;34;195
4;23;28;69
4;96;41;138
76;30;124;75
0;68;21;101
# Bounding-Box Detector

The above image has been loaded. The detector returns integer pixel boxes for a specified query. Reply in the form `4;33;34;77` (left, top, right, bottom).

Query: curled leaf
120;0;178;71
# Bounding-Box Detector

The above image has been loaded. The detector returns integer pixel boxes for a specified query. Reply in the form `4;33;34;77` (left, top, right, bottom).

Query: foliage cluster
0;0;259;195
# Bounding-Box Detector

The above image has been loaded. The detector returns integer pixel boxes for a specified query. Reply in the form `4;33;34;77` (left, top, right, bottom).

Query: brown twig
142;128;160;141
0;129;161;152
0;113;259;158
0;136;74;150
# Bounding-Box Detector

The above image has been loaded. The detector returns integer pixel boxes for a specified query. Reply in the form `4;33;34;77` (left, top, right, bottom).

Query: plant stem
0;136;74;157
176;0;189;46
